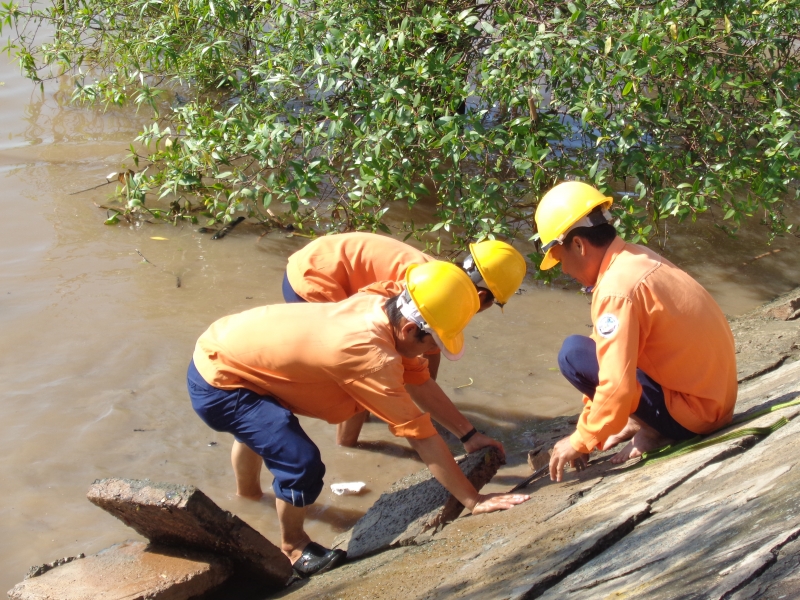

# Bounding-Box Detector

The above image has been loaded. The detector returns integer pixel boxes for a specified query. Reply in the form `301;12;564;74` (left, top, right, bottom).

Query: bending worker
188;261;530;577
534;182;738;482
283;231;526;314
283;231;527;445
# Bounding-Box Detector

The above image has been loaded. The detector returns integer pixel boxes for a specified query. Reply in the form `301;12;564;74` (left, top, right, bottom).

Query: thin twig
135;249;156;266
68;180;113;196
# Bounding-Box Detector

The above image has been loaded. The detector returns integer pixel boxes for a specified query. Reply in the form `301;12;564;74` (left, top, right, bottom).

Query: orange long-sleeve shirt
192;293;436;440
570;237;738;454
286;232;434;303
286;232;438;384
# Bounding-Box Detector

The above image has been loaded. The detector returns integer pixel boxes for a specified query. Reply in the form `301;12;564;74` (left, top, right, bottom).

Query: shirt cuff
570;430;597;454
388;413;437;439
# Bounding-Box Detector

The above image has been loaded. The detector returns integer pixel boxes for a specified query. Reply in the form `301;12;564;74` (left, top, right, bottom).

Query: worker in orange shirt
283;232;526;314
283;232;527;445
188;261;530;577
533;182;738;482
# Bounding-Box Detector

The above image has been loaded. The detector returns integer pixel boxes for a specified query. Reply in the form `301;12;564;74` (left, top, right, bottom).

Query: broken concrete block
767;295;800;321
8;540;230;600
333;447;504;559
764;291;800;321
527;448;551;473
86;479;293;585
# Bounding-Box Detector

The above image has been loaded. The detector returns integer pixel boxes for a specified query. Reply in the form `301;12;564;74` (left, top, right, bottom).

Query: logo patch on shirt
596;313;619;338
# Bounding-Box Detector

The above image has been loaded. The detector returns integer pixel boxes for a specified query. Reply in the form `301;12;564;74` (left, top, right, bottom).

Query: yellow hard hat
467;240;527;306
534;182;613;270
403;261;480;360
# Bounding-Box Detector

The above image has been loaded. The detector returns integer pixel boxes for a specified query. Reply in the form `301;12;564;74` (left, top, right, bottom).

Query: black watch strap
459;427;478;444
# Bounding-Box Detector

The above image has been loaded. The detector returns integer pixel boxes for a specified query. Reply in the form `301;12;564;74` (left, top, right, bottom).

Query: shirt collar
593;236;626;290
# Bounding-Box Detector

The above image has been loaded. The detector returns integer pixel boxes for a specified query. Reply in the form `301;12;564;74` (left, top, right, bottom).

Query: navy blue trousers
187;359;325;506
282;271;307;303
557;335;696;441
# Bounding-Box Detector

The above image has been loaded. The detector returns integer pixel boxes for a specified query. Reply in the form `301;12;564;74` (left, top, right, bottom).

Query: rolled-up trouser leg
187;360;325;506
282;270;308;304
556;335;695;441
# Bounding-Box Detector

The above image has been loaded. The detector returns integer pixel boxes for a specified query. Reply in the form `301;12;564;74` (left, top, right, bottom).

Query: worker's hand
549;436;589;482
463;432;505;459
471;492;530;515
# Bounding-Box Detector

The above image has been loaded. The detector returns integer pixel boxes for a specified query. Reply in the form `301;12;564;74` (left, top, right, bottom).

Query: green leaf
622;81;633;96
457;8;473;21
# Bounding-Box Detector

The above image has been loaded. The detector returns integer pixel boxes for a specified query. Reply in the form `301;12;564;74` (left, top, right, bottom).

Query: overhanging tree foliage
2;0;798;261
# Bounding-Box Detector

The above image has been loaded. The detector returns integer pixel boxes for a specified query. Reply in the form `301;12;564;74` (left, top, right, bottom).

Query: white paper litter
330;481;367;496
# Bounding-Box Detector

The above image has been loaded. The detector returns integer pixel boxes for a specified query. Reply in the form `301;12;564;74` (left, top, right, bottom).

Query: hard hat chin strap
462;254;487;289
396;289;430;333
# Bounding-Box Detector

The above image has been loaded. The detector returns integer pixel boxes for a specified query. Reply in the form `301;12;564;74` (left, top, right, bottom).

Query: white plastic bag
330;482;367;496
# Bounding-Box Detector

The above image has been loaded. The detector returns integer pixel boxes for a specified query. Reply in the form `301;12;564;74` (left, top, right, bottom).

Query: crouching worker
187;261;530;576
533;182;738;482
284;232;527;445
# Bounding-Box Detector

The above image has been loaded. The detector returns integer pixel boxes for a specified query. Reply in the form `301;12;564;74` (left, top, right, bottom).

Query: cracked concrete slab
536;403;800;600
728;536;800;600
87;478;293;586
278;360;800;600
277;416;766;599
7;541;231;600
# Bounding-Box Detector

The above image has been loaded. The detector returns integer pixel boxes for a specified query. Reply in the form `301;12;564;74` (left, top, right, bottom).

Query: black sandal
292;542;347;577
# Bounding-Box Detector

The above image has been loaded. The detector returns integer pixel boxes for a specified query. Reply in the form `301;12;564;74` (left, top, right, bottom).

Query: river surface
2;51;800;590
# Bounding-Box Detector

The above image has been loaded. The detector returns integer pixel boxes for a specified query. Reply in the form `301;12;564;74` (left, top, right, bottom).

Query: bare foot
610;425;672;464
601;417;641;451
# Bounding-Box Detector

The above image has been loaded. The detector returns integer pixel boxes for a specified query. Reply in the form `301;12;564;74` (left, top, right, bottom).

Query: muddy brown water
1;53;799;589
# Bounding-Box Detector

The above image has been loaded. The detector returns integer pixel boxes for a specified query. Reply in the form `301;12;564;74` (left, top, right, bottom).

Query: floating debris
455;378;474;389
135;249;155;266
211;216;245;240
69;169;135;196
331;482;367;496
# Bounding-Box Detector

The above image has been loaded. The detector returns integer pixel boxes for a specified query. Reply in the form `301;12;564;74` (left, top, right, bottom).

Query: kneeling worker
188;261;530;576
534;182;738;482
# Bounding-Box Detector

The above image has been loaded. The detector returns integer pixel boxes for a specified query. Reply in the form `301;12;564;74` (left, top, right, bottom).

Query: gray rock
333;447;504;559
86;478;293;586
